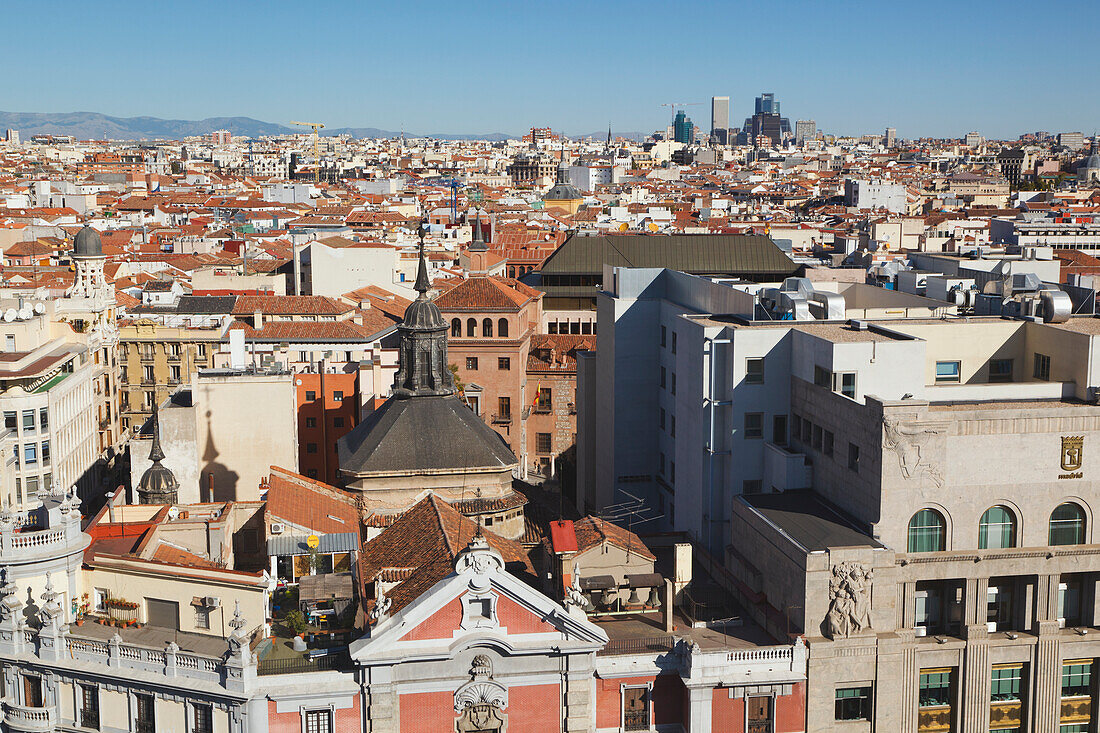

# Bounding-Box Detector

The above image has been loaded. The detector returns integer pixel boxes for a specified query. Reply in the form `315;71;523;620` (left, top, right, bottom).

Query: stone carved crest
1062;435;1084;471
454;654;508;732
882;416;947;488
455;534;505;594
823;562;873;640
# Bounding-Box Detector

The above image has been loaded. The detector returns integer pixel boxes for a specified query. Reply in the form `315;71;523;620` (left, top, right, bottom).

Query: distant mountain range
0;111;647;143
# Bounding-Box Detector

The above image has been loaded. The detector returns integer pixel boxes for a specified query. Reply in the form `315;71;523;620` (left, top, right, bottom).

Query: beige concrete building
585;267;1100;733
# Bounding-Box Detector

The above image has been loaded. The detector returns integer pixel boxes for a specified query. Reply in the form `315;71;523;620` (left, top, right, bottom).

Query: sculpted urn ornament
823;561;873;639
454;654;508;732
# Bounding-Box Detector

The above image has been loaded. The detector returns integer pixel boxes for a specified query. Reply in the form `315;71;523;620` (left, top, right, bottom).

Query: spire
607;123;612;151
469;207;487;252
414;219;430;296
148;402;165;463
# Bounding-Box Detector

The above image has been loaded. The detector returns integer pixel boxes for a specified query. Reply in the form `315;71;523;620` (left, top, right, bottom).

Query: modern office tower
1059;131;1087;151
885;127;897;147
964;131;983;148
711;96;729;134
673;110;694;145
755;93;779;116
795;120;817;145
4;129;18;145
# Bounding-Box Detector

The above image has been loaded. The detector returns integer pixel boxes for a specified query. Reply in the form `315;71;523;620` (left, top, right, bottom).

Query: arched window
1050;503;1087;545
451;318;461;338
466;318;476;338
907;509;946;552
498;318;509;338
482;318;493;338
978;506;1016;549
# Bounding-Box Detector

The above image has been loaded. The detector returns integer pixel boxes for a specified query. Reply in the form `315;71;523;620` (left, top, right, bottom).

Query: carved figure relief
823;562;873;639
882;416;947;488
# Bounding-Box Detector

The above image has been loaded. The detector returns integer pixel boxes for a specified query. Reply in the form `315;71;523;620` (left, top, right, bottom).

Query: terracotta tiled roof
360;494;534;614
572;516;655;561
231;295;353;316
152;543;222;569
226;320;381;342
434;276;541;311
264;466;359;535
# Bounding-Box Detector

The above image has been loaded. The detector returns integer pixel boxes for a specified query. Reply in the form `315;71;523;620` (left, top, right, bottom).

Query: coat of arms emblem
1062;436;1084;471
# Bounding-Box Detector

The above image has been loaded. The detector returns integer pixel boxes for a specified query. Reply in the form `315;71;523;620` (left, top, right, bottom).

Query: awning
266;532;359;557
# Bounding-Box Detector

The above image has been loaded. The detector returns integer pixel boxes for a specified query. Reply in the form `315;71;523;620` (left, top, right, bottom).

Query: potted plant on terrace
105;597;139;624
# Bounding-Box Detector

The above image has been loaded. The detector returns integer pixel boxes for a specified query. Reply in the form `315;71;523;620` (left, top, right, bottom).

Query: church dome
138;461;179;503
401;298;446;330
73;225;103;257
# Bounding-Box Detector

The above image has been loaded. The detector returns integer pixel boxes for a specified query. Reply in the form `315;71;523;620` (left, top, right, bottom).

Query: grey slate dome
402;297;446;330
137;405;179;505
73;225;103;257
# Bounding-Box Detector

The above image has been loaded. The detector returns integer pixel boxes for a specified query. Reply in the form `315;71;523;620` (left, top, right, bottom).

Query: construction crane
290;121;325;182
660;102;702;119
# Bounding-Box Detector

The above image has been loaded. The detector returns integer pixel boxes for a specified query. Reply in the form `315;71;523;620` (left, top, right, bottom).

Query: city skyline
4;0;1098;139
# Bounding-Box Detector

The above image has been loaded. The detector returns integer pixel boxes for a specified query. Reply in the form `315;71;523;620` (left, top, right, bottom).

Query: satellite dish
618;222;628;232
3;309;15;322
33;303;45;314
18;308;32;320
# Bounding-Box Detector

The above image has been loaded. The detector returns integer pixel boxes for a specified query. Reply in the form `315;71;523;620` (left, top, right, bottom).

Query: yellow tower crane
290;121;325;183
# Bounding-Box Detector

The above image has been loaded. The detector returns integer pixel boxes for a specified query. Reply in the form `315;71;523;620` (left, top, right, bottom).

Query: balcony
1061;696;1092;725
2;702;55;733
917;705;951;733
532;404;552;415
989;700;1022;729
491;414;512;425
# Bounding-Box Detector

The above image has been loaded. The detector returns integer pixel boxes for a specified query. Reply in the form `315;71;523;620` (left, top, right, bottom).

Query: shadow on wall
202;411;239;502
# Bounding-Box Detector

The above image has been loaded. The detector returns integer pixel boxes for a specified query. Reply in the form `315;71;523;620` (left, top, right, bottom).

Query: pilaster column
961;577;991;733
687;685;712;733
1033;574;1063;733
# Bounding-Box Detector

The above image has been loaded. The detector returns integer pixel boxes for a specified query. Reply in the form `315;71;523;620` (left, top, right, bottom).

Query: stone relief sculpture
455;654;508;732
823;562;873;639
882;416;947;488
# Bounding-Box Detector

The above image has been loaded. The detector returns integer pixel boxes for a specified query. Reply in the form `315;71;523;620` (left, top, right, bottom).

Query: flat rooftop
742;490;881;552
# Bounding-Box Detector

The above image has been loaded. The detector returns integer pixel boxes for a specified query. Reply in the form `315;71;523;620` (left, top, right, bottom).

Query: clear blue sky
5;0;1097;139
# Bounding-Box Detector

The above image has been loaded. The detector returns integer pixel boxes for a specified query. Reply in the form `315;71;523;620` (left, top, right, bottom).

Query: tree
449;363;464;395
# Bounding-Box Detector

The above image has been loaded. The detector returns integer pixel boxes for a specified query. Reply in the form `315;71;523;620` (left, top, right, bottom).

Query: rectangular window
23;444;36;465
989;358;1013;382
498;357;510;370
23;674;42;707
987;583;1014;631
835;372;857;399
333;417;344;428
466;357;478;370
919;669;952;707
536;433;552;454
670;461;675;483
41;441;49;465
1035;352;1051;381
744;412;763;439
659;408;665;430
660;366;666;388
1063;660;1092;697
772;414;787;445
834;686;872;721
935;361;961;383
848;443;860;472
38;408;47;430
305;390;316;402
170;366;181;382
498;397;511;417
306;443;318;454
659;453;665;475
671;332;677;354
304;710;332;733
42;474;51;492
143;365;155;381
991;664;1023;701
812;424;823;451
745;357;765;384
536;387;551;411
1059;579;1084;626
660;326;666;347
14;478;21;504
80;684;100;730
332;391;343;402
135;693;155;732
305;417;316;428
3;412;15;430
670;415;676;438
25;476;38;496
22;410;34;433
192;704;213;733
194;606;211;630
623;686;650;731
814;365;831;388
823;430;834;457
671;373;676;395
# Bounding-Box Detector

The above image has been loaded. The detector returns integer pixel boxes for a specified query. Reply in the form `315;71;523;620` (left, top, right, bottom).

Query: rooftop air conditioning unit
205;596;220;608
270;522;285;534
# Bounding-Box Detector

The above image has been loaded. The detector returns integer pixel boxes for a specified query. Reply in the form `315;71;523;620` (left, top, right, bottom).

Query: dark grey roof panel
741;490;881;552
539;233;798;277
337;395;517;476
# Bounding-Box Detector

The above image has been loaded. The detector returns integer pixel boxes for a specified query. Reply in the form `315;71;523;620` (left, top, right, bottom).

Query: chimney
253;309;263;330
